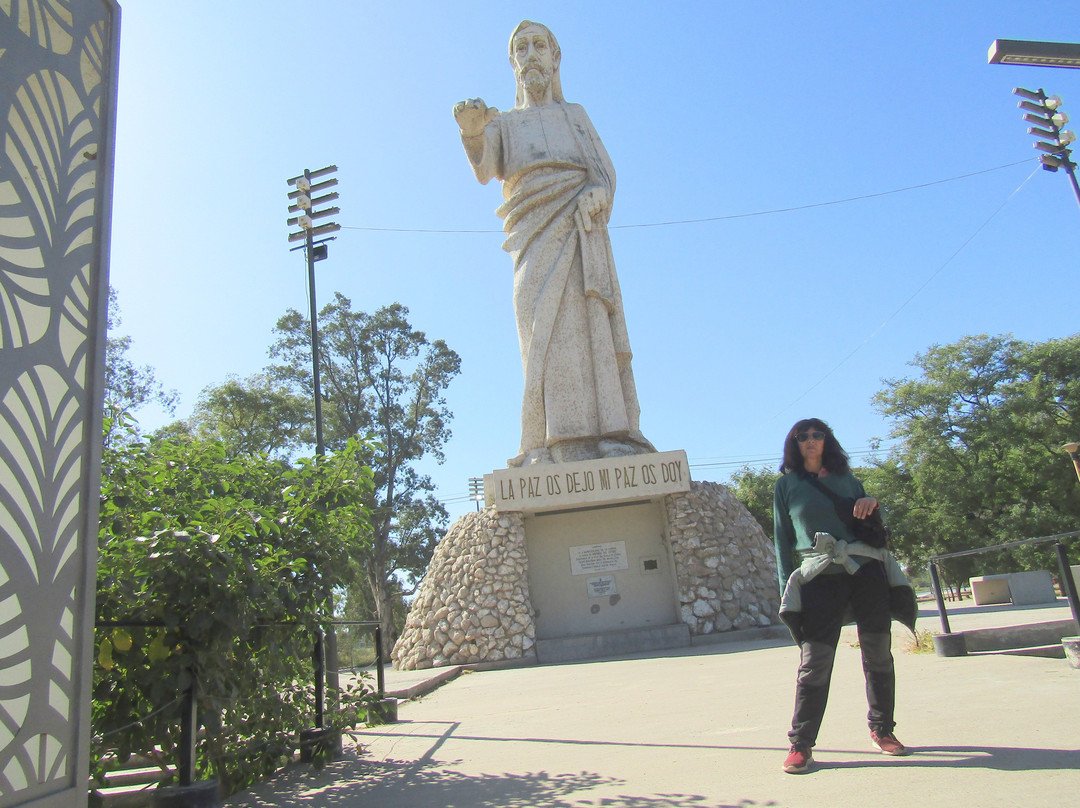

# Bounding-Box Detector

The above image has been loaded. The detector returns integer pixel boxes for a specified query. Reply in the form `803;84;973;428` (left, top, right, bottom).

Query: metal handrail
928;530;1080;561
927;532;1080;636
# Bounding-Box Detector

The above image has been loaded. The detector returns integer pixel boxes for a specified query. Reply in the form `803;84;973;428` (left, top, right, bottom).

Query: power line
339;159;1033;234
610;159;1033;229
432;446;892;509
769;164;1041;422
689;446;885;472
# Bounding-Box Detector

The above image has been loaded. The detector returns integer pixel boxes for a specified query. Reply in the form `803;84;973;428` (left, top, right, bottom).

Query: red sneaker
870;730;910;756
783;743;814;773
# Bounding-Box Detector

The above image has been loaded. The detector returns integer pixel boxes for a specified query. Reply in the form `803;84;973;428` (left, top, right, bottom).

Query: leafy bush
93;410;377;795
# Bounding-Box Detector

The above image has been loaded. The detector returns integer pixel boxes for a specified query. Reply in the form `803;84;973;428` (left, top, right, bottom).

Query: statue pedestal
392;451;782;670
489;451;692;648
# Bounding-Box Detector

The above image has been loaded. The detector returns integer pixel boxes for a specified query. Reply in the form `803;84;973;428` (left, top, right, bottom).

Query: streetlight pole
988;39;1080;69
287;166;341;457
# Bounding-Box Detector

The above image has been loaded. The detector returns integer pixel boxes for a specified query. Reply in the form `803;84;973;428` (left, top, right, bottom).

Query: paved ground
226;599;1079;808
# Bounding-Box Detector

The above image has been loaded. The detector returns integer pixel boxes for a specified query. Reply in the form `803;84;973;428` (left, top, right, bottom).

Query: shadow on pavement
816;745;1080;772
226;752;777;808
356;723;1080;770
227;725;1079;808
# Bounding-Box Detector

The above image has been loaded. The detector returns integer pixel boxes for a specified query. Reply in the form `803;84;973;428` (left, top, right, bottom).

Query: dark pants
789;561;896;747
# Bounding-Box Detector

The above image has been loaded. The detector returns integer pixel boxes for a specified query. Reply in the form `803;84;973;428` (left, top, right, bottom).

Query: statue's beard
519;65;552;100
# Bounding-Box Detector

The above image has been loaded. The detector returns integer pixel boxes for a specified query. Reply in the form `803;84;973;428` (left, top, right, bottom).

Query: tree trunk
376;584;399;658
369;526;399;658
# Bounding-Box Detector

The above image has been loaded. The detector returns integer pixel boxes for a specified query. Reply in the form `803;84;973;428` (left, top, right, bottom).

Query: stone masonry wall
392;480;781;670
392;508;536;671
666;481;780;635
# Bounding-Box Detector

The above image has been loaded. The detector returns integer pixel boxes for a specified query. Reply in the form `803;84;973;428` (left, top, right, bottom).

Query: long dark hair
780;418;850;476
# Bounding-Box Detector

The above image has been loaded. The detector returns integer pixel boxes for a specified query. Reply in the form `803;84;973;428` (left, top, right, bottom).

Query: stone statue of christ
454;20;654;467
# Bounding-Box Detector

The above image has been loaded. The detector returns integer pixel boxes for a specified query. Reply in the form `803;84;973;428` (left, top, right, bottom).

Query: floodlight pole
1010;88;1080;214
469;477;484;511
989;40;1080;213
304;200;325;457
286;167;343;733
1058;444;1080;635
1068;164;1080;213
287;165;342;458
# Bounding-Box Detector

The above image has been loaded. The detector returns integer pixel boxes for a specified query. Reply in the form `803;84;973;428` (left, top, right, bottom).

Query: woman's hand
853;497;878;520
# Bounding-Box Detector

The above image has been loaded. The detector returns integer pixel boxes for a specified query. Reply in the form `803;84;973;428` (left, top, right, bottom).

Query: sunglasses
796;431;826;443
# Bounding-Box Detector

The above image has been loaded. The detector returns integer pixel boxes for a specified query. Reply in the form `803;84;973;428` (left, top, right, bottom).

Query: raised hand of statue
453;98;499;137
575;186;609;232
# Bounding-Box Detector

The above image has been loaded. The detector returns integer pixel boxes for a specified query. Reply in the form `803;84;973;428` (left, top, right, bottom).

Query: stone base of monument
392;451;782;671
536;623;690;664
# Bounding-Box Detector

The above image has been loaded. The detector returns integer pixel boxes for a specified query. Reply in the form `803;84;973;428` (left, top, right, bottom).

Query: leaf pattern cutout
79;20;104;109
0;0;75;56
0;67;97;351
0;365;81;790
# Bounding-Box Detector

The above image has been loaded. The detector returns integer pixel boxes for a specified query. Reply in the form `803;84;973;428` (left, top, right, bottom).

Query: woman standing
773;418;913;774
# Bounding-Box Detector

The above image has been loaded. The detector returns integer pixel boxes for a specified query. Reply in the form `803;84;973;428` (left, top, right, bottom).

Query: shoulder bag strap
802;473;845;505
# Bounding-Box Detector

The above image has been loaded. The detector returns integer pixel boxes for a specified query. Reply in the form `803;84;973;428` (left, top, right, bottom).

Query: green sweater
773;470;868;591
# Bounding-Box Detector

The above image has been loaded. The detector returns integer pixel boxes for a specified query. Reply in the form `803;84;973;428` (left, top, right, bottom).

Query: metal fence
91;619;386;794
927;531;1080;635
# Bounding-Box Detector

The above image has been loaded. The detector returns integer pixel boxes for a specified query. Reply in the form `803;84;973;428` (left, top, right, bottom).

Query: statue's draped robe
470;102;649;459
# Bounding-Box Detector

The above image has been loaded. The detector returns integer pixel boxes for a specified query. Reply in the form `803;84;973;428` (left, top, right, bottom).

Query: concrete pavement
225;599;1079;808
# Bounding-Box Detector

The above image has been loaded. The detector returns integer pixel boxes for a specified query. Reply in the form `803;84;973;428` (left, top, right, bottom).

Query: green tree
871;333;1080;586
104;287;177;423
95;411;377;794
270;296;460;651
186;372;312;459
729;465;780;538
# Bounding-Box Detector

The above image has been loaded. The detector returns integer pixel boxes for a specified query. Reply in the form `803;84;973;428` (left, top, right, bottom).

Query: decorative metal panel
0;2;120;806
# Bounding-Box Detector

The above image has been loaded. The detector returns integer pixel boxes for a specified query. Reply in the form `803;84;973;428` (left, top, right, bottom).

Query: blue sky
108;2;1080;521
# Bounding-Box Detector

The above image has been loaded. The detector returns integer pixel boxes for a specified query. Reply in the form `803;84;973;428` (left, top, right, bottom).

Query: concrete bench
969;570;1058;606
970;575;1011;605
1006;570;1057;605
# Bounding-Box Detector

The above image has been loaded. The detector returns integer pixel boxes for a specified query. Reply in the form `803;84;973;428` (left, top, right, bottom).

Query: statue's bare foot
507;448;553;467
549;439;599;464
599;440;637;458
627;431;657;454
